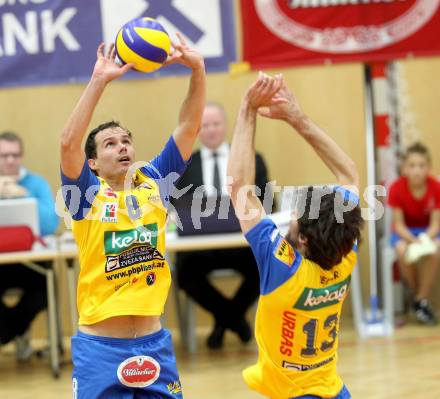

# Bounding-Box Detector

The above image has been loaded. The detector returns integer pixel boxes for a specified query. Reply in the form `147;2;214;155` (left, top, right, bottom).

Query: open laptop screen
0;198;40;236
173;195;241;236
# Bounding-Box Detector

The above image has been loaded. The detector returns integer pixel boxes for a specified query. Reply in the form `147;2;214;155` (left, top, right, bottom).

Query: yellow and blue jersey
61;136;188;325
244;217;357;399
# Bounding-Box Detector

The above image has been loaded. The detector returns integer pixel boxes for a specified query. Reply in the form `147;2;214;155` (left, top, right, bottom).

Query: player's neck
408;179;427;192
104;175;131;192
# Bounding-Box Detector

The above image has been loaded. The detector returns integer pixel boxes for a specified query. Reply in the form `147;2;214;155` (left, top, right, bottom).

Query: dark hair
297;187;363;270
85;121;132;160
403;142;430;163
0;131;23;153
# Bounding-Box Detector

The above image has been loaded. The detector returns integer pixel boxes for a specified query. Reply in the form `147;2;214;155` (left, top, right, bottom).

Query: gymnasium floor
0;322;439;399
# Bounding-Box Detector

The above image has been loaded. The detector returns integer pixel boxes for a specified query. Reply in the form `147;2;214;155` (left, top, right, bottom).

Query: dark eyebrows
102;133;131;146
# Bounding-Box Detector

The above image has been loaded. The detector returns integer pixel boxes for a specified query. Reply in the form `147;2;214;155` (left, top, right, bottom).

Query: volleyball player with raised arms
60;36;205;398
228;73;363;399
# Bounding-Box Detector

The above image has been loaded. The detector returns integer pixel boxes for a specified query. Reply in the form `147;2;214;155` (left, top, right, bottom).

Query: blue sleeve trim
245;218;302;295
140;136;191;209
60;162;100;221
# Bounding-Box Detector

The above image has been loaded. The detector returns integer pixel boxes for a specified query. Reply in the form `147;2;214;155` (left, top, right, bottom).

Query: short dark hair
85;121;132;160
0;131;23;153
297;187;363;270
403;142;430;163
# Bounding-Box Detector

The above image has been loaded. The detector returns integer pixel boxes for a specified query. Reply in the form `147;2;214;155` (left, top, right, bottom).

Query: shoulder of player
271;235;303;270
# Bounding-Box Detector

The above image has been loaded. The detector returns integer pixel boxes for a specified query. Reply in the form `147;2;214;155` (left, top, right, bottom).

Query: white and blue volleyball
115;17;170;73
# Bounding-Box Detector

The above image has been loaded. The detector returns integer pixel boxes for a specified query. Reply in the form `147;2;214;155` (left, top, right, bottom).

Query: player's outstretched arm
259;82;359;189
166;33;206;161
60;43;133;179
228;72;286;234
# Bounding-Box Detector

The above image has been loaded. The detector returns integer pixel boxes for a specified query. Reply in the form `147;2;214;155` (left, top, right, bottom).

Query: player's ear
88;158;98;172
298;233;308;247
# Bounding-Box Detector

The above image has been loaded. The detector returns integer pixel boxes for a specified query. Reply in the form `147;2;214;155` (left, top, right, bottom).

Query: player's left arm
165;33;206;161
228;73;286;234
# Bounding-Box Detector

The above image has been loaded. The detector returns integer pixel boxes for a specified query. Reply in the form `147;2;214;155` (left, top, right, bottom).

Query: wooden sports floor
0;323;439;399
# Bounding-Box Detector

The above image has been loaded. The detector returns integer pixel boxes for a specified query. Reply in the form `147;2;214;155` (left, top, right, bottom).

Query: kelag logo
104;224;158;255
294;276;351;311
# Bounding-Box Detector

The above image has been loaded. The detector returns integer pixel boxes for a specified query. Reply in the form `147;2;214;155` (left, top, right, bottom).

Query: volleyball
115;17;171;73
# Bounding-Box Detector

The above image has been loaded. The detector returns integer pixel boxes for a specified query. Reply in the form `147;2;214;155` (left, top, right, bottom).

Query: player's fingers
110;45;117;60
259;74;271;94
120;63;134;74
261;75;276;97
257;107;272;118
270;77;283;97
106;43;115;59
172;42;184;54
270;97;289;105
163;53;181;66
97;42;105;58
176;32;187;47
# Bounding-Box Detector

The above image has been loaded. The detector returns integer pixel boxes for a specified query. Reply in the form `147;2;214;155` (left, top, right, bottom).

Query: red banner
241;0;440;68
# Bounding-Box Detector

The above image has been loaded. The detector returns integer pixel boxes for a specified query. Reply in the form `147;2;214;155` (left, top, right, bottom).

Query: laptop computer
0;197;40;236
173;194;241;236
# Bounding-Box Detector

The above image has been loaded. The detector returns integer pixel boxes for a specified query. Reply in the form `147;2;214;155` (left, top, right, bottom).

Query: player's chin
117;162;132;174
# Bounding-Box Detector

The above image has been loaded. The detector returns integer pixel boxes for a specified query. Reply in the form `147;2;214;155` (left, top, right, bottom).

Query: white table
0;248;61;378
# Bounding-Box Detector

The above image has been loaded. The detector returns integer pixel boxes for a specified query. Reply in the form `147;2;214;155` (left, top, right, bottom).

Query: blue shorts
293;385;351;399
391;227;440;247
71;328;182;399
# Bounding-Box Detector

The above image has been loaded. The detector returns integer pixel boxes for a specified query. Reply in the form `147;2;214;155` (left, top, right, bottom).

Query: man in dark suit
173;102;273;349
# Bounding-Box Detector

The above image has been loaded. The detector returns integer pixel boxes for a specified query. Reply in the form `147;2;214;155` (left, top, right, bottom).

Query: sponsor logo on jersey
274;238;295;266
107;261;166;282
117;356;160;388
167;380;182;394
105;244;164;272
105;246;164;273
102;202;118;223
104;224;158;255
146;272;156;286
114;276;140;291
294;276;351;310
104;187;118;198
282;355;335;371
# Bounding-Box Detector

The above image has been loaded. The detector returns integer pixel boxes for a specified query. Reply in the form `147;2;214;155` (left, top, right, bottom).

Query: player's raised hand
257;80;303;124
92;43;134;84
245;72;287;110
164;32;204;71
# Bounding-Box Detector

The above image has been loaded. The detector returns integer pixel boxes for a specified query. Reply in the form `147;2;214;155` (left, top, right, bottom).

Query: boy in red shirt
388;143;440;325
